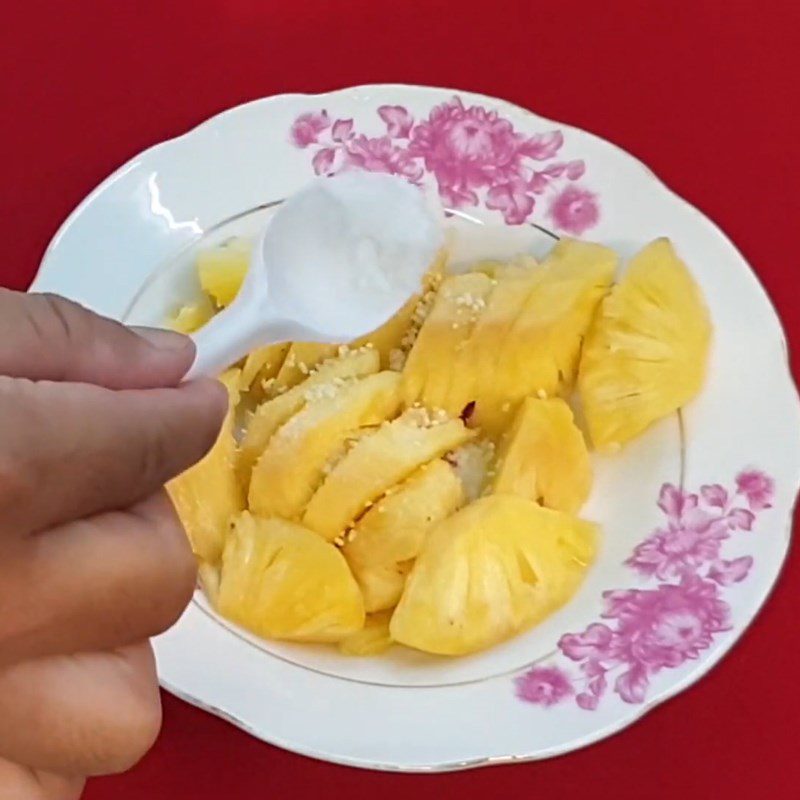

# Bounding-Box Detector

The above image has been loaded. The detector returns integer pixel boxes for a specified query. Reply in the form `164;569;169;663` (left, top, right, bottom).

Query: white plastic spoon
185;172;443;379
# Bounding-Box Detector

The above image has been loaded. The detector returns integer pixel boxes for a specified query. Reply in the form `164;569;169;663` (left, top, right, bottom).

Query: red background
2;1;799;797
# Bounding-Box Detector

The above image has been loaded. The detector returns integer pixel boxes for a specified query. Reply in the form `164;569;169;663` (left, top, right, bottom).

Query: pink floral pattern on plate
515;469;774;710
289;96;599;232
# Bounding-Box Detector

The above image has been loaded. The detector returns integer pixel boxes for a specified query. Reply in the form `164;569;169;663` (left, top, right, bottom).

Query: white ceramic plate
32;85;800;771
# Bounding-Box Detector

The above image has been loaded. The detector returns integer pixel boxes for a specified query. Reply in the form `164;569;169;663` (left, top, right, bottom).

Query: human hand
0;290;227;798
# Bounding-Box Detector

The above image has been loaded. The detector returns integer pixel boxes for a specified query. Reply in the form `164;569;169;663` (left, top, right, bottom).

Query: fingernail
133;326;193;352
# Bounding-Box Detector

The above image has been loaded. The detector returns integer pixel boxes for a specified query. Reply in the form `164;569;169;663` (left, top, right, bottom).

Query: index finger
0;375;227;536
0;289;194;389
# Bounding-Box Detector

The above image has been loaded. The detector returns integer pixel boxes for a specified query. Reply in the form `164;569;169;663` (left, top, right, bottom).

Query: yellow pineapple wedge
197;238;251;307
239;347;381;479
197;561;221;606
401;241;616;435
349;562;412;614
248;371;402;519
167;369;245;563
476;239;616;433
218;513;364;642
401;271;494;411
578;238;712;451
338;611;394;656
239;343;291;393
390;494;597;656
273;342;341;392
343;460;465;611
169;297;215;333
303;409;475;541
491;397;592;514
443;265;546;429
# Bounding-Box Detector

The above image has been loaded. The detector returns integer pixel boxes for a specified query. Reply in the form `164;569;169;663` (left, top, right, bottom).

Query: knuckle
34;294;85;346
0;378;36;519
138;417;175;488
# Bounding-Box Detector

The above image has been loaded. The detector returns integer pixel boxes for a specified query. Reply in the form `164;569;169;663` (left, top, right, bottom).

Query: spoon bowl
185;173;443;379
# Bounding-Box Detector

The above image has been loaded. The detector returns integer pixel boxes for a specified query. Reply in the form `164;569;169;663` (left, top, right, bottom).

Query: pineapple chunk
345;460;464;566
443;266;545;428
391;494;597;655
273;343;340;392
198;561;221;606
167;369;244;563
239;347;381;478
338;611;394;656
492;397;592;514
402;242;615;435
401;272;494;411
349;562;412;614
240;343;291;392
169;298;215;333
197;239;251;307
343;460;465;611
218;513;364;642
579;238;712;451
248;371;402;519
476;239;616;433
303;410;475;541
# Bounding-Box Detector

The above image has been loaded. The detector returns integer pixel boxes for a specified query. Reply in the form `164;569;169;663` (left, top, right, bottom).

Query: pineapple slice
338;611;393;656
351;297;417;368
303;409;475;541
343;460;465;611
351;251;448;368
476;239;616;433
248;371;402;519
197;239;251;307
167;369;245;563
402;241;616;435
492;397;592;514
273;343;340;392
239;347;381;478
579;238;712;451
443;266;545;429
218;513;364;642
349;562;412;614
169;297;215;333
401;272;494;411
391;494;598;655
345;460;464;567
239;343;291;393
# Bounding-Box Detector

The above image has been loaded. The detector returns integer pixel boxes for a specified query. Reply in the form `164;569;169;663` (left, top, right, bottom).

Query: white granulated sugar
262;172;443;340
303;382;339;402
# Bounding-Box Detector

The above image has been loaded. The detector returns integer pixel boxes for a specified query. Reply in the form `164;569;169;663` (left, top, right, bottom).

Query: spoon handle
183;305;294;380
